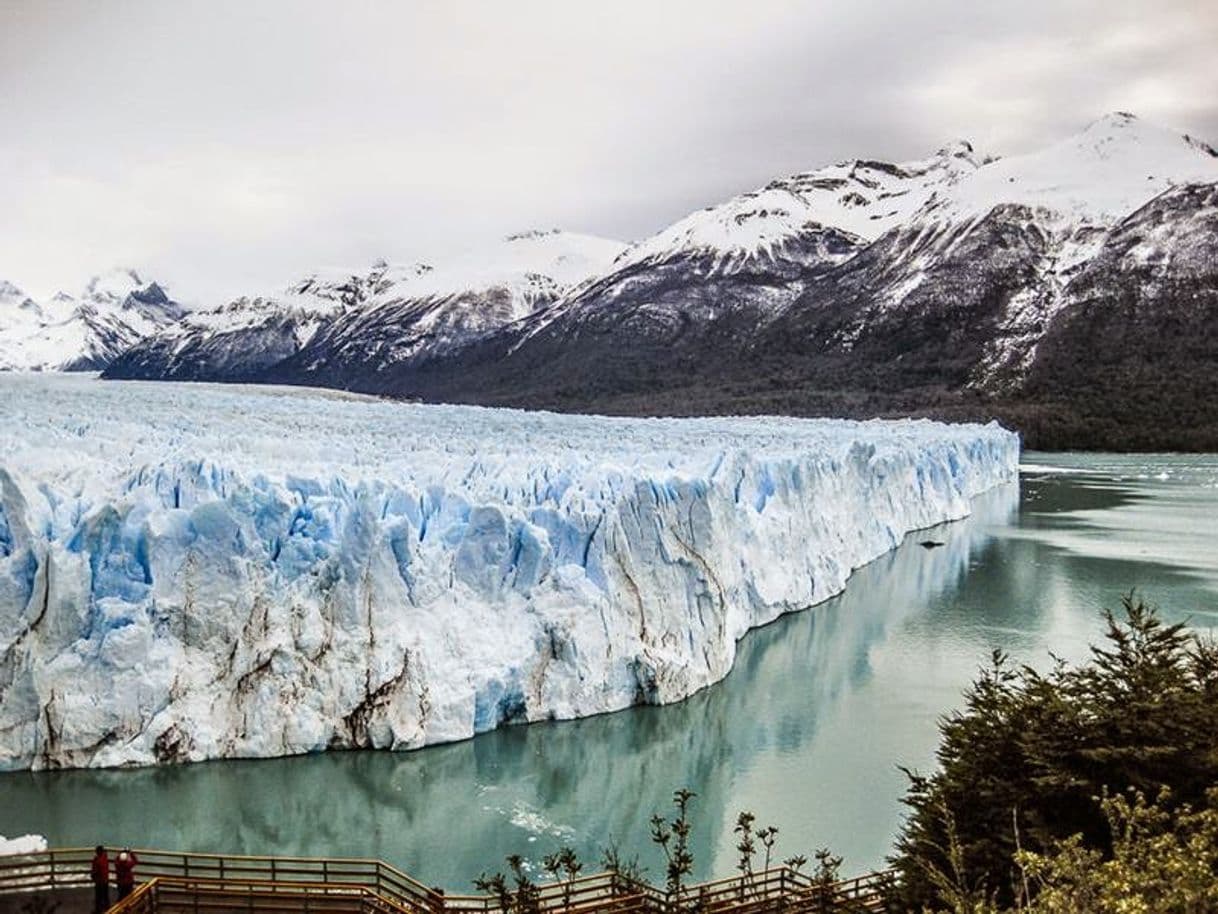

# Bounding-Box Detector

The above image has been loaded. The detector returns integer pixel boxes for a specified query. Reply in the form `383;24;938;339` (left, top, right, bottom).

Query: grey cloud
1;0;1215;304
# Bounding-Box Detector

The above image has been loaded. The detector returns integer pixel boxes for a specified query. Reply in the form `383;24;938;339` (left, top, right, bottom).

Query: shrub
892;594;1218;909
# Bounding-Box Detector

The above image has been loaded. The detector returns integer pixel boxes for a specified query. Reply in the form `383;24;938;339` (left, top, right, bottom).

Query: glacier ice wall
0;375;1018;770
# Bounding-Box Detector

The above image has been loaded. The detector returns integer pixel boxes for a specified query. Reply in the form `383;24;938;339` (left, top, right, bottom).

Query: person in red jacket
114;848;139;900
90;846;110;914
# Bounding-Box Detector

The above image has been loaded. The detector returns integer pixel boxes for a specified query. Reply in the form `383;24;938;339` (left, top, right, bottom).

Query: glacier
0;374;1018;771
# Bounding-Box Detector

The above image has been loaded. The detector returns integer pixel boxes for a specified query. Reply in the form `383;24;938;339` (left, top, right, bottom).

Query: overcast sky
2;0;1216;304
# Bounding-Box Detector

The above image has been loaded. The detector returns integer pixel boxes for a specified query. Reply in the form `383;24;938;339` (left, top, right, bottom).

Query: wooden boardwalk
0;848;893;914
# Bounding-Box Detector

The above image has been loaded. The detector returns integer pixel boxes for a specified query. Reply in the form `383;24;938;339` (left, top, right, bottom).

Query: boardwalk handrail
0;846;440;911
108;879;158;914
443;871;666;914
0;847;895;913
108;875;423;914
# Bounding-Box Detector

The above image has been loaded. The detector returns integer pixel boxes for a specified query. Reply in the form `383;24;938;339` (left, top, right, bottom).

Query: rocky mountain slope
259;143;988;397
102;264;396;381
104;231;626;384
0;270;184;371
314;114;1218;451
82;113;1218;450
101;148;979;389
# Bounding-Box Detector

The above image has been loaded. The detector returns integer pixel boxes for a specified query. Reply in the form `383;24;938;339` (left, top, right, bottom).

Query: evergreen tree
892;594;1218;909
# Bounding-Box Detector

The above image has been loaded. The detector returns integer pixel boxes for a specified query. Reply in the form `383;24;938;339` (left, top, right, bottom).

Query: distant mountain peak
1184;134;1218;158
504;228;563;242
934;139;994;164
128;281;171;305
0;279;24;297
611;139;986;277
102;232;627;383
84;267;146;300
0;267;184;371
0;280;45;335
1090;110;1139;128
914;112;1218;228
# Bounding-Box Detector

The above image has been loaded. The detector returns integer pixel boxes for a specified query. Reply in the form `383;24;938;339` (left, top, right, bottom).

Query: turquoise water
4;453;1217;888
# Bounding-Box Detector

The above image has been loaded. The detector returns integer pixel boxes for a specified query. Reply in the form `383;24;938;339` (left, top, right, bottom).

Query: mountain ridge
6;112;1214;450
102;230;627;383
0;269;184;371
285;114;1217;450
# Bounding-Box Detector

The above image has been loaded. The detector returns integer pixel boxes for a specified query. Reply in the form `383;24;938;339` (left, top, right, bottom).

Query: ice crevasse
0;375;1019;770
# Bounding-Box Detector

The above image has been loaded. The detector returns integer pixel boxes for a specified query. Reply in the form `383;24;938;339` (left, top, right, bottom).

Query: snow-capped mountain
102;264;397;381
280;230;625;382
0;373;1017;769
920;112;1217;229
500;143;987;356
0;281;47;337
611;140;986;277
0;269;185;371
104;230;625;384
316;114;1217;451
1015;179;1218;448
787;112;1218;396
90;113;1218;450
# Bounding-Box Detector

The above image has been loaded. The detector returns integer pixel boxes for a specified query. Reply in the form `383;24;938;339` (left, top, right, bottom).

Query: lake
4;452;1216;888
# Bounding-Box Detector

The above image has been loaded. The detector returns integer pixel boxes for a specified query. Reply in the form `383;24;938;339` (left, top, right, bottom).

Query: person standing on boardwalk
114;847;139;900
90;846;110;914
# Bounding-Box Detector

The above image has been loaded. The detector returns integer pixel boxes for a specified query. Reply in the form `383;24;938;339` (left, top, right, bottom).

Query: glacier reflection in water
6;460;1218;888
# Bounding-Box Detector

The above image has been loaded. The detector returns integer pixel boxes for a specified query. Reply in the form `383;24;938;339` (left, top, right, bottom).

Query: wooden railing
662;867;892;913
0;848;893;913
109;880;158;914
444;872;662;914
108;876;416;914
0;847;439;913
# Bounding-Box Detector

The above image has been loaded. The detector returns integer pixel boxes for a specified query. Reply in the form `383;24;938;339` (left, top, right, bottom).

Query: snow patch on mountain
919;113;1218;231
0;269;183;371
397;230;626;301
111;231;628;380
845;115;1218;390
0;374;1017;770
0;282;47;336
611;141;986;275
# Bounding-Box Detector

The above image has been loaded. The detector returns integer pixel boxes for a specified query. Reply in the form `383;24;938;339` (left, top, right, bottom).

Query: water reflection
6;459;1217;888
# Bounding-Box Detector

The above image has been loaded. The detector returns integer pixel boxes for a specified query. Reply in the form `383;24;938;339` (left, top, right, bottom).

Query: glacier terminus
0;375;1017;770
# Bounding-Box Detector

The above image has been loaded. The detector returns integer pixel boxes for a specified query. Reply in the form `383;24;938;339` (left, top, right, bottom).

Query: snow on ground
0;375;1018;770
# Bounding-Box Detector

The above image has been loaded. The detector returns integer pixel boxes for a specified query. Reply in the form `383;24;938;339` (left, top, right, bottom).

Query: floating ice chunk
0;834;47;856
